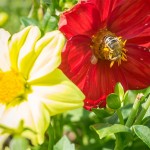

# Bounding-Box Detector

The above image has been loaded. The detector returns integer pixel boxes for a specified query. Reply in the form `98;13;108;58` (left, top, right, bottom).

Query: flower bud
107;93;121;109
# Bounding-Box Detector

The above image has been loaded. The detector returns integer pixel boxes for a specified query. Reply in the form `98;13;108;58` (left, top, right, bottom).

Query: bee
104;35;123;61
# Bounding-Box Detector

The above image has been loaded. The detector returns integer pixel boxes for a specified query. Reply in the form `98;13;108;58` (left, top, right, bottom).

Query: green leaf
141;87;150;102
20;17;38;27
133;125;150;148
92;108;112;119
115;82;124;101
91;123;131;139
121;104;133;120
9;136;29;150
45;16;58;32
53;135;75;150
106;113;118;124
42;0;51;5
107;93;121;109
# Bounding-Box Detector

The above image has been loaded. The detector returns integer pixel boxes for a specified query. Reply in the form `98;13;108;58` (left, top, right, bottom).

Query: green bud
107;93;121;109
0;12;8;26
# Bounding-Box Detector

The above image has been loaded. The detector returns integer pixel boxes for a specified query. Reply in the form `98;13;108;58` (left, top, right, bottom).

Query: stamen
0;70;25;104
91;28;127;67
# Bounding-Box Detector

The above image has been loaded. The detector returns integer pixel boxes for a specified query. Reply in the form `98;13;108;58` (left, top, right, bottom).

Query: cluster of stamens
90;28;127;67
0;70;25;104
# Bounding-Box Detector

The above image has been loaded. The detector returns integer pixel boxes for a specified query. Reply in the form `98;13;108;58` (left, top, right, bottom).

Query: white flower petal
0;104;6;117
23;94;50;145
0;29;11;71
9;26;32;70
9;26;41;78
0;133;9;149
0;101;34;130
0;99;49;145
18;26;41;78
28;30;65;81
29;69;84;116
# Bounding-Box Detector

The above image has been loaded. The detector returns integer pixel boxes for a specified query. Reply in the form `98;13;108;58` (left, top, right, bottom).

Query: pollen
91;28;127;67
0;70;25;104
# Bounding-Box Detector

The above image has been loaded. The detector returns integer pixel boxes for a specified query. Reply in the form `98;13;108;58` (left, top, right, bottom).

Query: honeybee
104;36;123;61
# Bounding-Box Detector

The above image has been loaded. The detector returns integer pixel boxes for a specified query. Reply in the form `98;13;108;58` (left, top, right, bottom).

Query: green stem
114;133;123;150
48;123;54;150
134;94;150;125
53;114;63;143
125;93;143;127
116;109;124;125
28;0;39;18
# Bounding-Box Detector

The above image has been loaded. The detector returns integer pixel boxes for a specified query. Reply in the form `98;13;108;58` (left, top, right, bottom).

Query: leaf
10;136;29;150
45;16;58;32
133;125;150;148
53;135;75;150
115;82;124;101
92;108;112;119
20;17;38;27
91;123;131;139
121;104;133;120
106;113;118;124
142;116;150;126
124;89;146;105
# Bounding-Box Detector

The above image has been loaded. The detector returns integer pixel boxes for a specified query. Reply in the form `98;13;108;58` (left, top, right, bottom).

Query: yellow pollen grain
0;70;25;104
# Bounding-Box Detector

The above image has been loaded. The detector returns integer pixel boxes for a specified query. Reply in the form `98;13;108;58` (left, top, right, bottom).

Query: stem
125;93;143;127
53;114;63;143
134;94;150;125
116;109;124;125
28;0;39;18
114;133;123;150
48;123;54;150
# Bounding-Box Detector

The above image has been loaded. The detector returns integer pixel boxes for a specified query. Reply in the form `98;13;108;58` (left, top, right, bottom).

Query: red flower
59;0;150;110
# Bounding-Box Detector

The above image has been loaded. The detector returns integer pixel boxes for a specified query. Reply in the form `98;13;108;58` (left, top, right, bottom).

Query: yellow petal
29;69;85;116
0;29;11;71
28;30;66;81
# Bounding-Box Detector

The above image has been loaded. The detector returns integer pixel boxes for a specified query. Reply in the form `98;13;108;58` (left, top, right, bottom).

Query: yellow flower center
0;70;25;104
91;28;127;67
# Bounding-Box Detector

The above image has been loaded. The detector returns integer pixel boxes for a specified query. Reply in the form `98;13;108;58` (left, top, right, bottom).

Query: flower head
0;26;84;146
59;0;150;110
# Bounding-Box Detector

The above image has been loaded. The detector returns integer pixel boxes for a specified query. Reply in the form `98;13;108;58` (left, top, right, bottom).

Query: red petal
108;0;150;39
83;61;128;110
59;2;100;39
60;35;92;90
121;44;150;89
128;36;150;48
60;35;128;110
128;29;150;48
85;0;125;23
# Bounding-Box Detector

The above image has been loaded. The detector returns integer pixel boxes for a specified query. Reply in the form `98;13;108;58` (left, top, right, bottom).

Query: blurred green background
0;0;32;34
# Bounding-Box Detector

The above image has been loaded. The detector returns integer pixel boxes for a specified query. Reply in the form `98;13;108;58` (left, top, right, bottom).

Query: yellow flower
0;26;85;146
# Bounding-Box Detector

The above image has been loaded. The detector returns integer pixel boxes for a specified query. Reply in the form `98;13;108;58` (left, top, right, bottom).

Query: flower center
0;70;25;104
91;28;127;67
